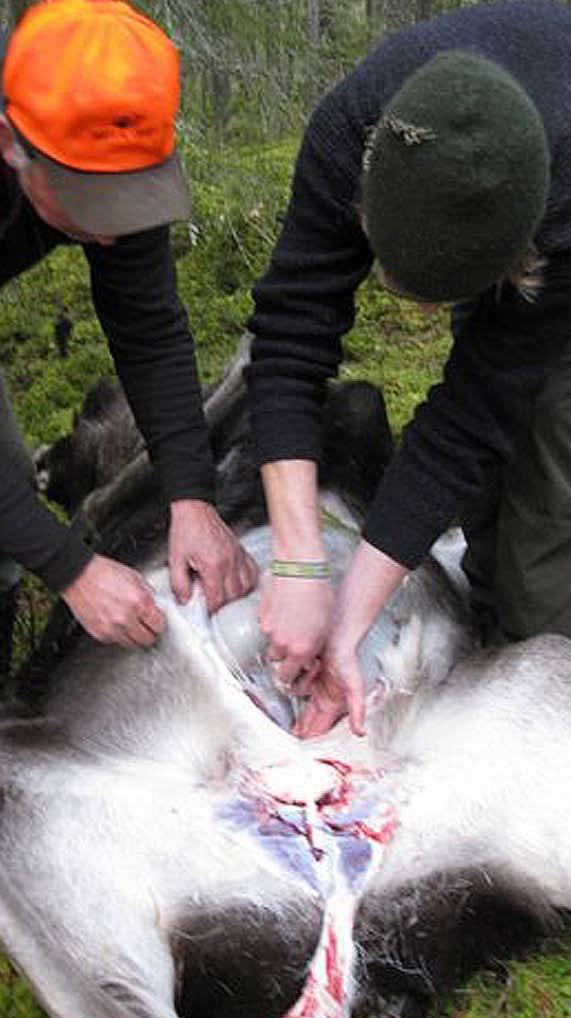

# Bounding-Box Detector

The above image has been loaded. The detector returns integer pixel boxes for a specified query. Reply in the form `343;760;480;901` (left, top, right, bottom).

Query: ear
0;115;29;171
0;115;13;154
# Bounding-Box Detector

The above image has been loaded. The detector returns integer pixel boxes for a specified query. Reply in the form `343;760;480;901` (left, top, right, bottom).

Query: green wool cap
363;51;550;301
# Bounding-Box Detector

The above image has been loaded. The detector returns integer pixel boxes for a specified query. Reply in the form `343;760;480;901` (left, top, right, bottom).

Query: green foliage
0;958;44;1018
174;137;297;377
436;936;571;1018
136;0;372;143
180;137;296;286
343;279;452;433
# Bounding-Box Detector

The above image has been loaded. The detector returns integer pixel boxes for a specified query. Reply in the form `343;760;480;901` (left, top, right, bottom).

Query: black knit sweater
0;165;214;592
247;0;571;568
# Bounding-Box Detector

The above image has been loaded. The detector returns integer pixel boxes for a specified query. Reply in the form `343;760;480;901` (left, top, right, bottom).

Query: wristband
271;559;331;579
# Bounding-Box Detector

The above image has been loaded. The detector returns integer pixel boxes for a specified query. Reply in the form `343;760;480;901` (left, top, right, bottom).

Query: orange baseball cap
2;0;191;235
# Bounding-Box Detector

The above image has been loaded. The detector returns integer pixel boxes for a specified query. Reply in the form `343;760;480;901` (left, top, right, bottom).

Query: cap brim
36;150;191;236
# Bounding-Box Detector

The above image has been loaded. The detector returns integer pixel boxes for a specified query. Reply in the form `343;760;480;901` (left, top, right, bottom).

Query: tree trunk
368;0;418;34
307;0;321;48
382;0;416;32
211;67;232;146
366;0;383;34
8;0;29;24
416;0;432;23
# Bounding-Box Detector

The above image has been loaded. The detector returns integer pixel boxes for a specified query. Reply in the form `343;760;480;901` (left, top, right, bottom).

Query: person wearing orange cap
0;0;257;676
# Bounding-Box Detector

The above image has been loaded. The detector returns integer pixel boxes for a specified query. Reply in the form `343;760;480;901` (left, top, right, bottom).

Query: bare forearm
259;460;334;682
261;459;325;558
331;539;408;650
292;541;407;738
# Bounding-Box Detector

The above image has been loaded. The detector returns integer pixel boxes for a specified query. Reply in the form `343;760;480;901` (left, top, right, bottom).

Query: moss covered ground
0;138;569;1017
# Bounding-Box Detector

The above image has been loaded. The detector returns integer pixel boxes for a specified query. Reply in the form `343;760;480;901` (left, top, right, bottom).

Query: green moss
342;279;452;434
0;957;45;1018
437;936;571;1018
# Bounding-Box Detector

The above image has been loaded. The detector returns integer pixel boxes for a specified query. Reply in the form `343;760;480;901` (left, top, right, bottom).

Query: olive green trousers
464;339;571;642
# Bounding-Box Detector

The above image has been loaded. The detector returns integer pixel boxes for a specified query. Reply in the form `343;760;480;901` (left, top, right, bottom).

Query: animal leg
354;866;551;1011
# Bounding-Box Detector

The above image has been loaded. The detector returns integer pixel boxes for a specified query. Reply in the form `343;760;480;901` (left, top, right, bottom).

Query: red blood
324;921;344;1004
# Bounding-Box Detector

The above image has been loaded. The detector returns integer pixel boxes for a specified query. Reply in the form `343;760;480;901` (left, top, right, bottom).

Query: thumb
170;557;193;605
347;674;366;737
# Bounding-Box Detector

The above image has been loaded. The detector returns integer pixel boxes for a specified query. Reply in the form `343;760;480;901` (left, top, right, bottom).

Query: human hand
259;574;334;691
61;553;165;648
291;538;407;739
168;499;258;612
293;639;366;739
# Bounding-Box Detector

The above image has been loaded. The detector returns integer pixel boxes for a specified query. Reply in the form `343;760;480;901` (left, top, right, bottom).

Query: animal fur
1;345;569;1018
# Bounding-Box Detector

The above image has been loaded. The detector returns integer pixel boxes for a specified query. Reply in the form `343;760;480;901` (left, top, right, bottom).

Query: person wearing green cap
246;0;571;738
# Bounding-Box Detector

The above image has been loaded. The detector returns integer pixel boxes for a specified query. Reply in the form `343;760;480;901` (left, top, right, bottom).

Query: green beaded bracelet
271;559;332;579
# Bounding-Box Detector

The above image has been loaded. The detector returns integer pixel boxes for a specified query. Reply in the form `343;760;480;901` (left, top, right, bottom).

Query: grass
0;138;569;1018
436;937;571;1017
0;958;44;1018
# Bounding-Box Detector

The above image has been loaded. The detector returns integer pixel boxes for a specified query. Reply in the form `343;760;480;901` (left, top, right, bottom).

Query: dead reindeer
34;375;144;515
0;341;570;1018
